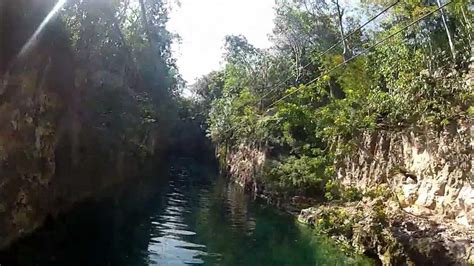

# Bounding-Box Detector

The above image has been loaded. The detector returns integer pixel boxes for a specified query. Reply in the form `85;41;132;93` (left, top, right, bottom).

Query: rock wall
222;144;266;191
0;0;169;249
335;118;473;226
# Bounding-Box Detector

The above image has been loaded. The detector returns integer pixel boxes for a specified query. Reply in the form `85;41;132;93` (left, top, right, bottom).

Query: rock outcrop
222;116;474;265
0;0;172;249
222;144;266;191
335;118;473;227
298;197;474;265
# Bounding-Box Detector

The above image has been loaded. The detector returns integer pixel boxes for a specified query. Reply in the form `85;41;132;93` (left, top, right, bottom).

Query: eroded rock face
0;0;78;248
298;198;474;265
224;144;266;191
335;119;474;226
0;0;167;249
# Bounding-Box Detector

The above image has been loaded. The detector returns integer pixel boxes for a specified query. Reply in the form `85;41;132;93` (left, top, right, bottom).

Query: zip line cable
259;0;401;100
221;0;452;135
266;0;453;109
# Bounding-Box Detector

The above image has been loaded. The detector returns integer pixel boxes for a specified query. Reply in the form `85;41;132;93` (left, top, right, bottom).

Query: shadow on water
0;157;372;266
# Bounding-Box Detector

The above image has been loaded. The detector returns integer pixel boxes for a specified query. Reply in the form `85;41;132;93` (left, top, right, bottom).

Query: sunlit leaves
203;0;472;196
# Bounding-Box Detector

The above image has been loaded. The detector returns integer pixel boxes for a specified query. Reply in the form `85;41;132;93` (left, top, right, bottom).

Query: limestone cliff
0;0;174;249
223;144;266;190
223;110;473;264
335;118;473;226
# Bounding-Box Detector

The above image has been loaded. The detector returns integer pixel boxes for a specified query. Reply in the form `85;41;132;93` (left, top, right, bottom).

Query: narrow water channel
0;158;371;265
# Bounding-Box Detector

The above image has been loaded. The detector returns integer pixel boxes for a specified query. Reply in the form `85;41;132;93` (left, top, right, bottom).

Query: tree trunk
333;0;350;61
436;0;456;61
138;0;157;56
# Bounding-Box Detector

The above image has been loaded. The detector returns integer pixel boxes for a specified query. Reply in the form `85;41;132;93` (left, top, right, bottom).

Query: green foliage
266;155;333;194
314;207;356;238
324;180;340;201
201;0;472;199
364;184;392;199
324;180;364;202
60;0;181;158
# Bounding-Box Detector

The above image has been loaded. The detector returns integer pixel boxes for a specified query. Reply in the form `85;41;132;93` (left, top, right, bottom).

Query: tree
203;0;472;196
435;0;456;61
331;0;351;61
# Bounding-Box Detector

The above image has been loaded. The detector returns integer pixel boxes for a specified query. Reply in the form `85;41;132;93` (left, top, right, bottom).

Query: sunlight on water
0;159;373;265
18;0;67;58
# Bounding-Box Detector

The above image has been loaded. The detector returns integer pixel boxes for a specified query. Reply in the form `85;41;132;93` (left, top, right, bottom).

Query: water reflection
0;158;371;265
147;175;206;265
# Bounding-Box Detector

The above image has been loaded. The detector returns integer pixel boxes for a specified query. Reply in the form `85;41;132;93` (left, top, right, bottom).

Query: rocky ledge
298;197;474;265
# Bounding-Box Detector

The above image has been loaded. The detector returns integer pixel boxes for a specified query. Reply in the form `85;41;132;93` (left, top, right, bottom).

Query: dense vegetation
0;0;194;249
63;0;182;160
1;0;183;171
193;0;473;197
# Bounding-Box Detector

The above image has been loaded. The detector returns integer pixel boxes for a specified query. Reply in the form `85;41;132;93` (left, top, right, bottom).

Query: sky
167;0;276;85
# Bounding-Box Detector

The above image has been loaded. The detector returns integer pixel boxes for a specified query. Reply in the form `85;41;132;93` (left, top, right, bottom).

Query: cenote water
0;158;371;265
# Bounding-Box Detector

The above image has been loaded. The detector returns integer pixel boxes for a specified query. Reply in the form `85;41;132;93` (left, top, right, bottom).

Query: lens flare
18;0;68;58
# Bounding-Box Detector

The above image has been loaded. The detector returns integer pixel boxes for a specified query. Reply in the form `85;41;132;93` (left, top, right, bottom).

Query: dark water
0;158;371;265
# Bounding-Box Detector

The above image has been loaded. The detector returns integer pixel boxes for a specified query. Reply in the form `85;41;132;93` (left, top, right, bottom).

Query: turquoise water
0;159;371;265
